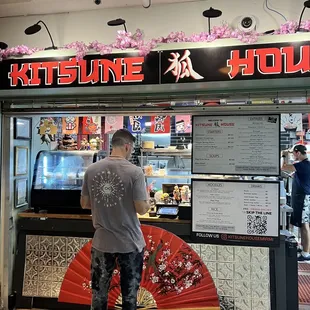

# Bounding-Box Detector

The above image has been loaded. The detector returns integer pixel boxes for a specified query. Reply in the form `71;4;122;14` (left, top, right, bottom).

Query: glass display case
31;150;97;213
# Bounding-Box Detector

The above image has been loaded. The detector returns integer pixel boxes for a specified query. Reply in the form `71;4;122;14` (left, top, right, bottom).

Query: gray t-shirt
81;157;147;253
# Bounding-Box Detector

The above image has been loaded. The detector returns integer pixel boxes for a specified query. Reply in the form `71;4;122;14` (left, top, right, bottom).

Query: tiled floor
299;260;310;310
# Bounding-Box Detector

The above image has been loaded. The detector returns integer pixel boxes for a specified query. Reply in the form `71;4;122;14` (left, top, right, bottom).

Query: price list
192;115;280;175
191;179;280;247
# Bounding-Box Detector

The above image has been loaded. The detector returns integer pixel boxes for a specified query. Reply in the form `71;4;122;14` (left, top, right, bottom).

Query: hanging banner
175;115;192;133
104;116;124;134
150;116;171;134
62;117;79;135
281;113;303;133
128;116;147;133
82;116;101;135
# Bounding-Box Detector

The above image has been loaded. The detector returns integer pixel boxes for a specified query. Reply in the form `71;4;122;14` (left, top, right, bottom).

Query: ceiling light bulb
142;0;151;9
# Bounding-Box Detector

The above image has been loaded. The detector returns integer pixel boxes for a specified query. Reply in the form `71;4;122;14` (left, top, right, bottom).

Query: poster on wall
175;115;192;133
150;116;171;134
82;116;101;135
281;113;303;133
192;115;280;176
128;116;147;133
38;117;58;145
62;117;79;135
191;179;280;247
105;116;124;134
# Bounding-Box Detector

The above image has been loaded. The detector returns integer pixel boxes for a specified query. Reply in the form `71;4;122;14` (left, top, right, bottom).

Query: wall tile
234;281;251;299
217;246;234;262
217;279;234;297
234;298;252;310
234;247;250;263
205;261;217;280
38;281;52;297
251;298;271;310
200;244;217;262
251;281;270;299
234;264;250;281
217;263;234;280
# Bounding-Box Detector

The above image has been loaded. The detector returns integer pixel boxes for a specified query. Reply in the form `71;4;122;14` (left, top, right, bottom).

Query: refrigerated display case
31;150;97;213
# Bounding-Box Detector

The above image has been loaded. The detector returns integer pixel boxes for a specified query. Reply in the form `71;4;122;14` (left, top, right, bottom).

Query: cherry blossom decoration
0;20;309;61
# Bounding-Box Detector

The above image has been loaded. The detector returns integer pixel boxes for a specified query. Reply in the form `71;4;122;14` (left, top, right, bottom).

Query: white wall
0;0;309;49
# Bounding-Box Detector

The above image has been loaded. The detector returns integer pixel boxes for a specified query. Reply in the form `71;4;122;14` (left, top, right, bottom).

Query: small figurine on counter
161;193;170;204
89;137;103;151
173;185;181;203
148;191;157;217
181;185;190;202
80;138;89;151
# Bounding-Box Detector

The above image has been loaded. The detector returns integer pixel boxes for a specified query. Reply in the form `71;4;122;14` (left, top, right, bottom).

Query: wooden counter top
18;211;191;224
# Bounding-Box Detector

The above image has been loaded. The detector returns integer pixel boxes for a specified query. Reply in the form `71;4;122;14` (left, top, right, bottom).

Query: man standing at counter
80;129;150;310
285;145;310;261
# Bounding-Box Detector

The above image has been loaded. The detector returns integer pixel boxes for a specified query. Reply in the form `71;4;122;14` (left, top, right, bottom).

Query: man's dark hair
111;129;136;147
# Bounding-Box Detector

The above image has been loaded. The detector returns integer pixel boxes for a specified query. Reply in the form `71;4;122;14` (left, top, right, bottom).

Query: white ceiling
0;0;200;18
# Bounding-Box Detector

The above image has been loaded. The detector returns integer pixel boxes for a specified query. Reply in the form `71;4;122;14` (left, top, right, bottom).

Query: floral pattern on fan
142;235;203;295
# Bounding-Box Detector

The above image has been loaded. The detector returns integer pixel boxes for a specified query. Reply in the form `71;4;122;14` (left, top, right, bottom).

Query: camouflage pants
91;247;144;310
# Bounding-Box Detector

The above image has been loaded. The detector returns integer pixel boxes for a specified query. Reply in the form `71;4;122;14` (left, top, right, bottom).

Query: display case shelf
31;150;97;213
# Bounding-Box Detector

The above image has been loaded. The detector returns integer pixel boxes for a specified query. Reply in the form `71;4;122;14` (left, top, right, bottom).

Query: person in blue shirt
288;145;310;261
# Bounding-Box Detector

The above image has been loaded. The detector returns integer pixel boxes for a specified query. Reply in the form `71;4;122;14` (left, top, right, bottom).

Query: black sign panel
161;41;310;84
1;41;310;89
0;52;159;89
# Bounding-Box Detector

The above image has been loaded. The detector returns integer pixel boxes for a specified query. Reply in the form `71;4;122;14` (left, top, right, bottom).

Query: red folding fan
58;225;220;310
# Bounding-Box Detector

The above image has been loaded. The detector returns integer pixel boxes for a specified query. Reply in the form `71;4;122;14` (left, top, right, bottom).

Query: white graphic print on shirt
91;170;125;207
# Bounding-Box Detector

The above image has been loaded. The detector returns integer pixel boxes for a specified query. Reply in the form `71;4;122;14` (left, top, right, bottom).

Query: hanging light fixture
297;0;310;32
0;42;8;49
24;20;57;50
107;18;127;32
203;7;222;34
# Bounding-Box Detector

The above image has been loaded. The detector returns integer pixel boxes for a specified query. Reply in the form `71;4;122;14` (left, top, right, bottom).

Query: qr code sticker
247;215;268;235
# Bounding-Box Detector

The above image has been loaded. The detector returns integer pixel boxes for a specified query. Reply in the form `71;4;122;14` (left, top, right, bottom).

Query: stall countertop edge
18;211;191;224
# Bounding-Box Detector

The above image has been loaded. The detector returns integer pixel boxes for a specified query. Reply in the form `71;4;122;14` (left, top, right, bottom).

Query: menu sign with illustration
192;115;280;176
191;179;279;247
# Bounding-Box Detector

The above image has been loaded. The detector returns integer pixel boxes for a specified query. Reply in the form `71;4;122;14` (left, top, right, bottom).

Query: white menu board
192;115;280;175
191;180;279;247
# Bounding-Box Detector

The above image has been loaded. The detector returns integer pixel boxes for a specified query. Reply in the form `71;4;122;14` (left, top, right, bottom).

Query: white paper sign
192;180;279;246
192;115;280;175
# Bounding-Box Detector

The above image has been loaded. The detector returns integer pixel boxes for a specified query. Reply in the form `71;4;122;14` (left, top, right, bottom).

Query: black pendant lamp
297;0;310;32
24;20;57;50
107;18;127;32
0;41;8;49
203;7;222;34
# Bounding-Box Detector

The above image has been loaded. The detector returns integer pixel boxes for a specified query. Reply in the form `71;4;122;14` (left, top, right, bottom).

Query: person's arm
133;169;150;215
81;171;91;210
81;195;91;210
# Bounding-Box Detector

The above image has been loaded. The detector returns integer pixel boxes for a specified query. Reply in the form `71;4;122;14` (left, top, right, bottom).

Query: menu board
192;115;280;175
191;179;279;247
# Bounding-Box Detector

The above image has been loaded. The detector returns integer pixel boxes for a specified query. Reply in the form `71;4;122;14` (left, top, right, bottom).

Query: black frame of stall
1;36;306;310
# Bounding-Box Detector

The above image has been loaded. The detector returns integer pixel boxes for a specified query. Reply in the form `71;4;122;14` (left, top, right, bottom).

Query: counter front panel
14;214;272;310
